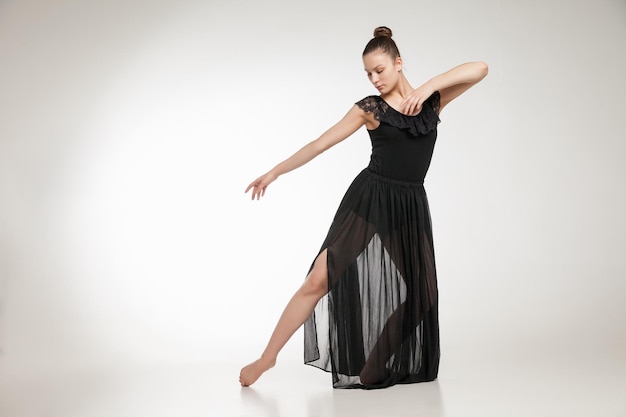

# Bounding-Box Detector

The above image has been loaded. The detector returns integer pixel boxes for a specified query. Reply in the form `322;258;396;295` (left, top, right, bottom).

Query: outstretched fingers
245;179;267;200
245;172;277;200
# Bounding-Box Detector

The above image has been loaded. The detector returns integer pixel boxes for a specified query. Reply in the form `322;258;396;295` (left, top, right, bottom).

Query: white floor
1;353;624;417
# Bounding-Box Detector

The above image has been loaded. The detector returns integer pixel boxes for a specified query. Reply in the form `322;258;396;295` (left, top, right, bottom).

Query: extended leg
239;250;329;387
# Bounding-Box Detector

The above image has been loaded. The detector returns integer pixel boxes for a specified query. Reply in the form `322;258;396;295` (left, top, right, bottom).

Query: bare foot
239;357;276;387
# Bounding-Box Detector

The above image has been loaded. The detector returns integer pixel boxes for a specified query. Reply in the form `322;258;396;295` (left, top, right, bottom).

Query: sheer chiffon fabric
304;93;442;389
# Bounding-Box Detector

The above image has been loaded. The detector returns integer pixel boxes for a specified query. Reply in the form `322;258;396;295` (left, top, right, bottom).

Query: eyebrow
364;65;384;72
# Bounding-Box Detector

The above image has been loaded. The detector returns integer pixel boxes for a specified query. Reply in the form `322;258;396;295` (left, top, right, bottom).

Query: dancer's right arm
245;105;367;200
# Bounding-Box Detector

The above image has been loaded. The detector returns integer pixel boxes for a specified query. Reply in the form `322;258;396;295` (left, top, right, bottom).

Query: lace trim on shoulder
356;92;440;136
429;91;441;115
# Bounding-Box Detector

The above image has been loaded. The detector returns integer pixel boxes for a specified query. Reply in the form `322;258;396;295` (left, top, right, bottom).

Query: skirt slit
304;168;440;389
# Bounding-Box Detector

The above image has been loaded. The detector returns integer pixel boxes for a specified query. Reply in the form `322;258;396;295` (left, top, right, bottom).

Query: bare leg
239;250;329;387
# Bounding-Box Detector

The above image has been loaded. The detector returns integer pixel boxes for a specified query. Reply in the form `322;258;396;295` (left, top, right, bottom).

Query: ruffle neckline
356;91;440;136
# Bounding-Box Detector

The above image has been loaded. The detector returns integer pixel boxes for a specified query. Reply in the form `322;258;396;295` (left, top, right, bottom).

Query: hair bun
373;26;393;38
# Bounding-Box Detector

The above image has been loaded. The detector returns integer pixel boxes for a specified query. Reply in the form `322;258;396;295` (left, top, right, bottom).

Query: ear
395;57;403;72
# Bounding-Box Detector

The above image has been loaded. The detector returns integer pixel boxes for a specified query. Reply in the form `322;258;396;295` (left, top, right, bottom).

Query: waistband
363;168;425;187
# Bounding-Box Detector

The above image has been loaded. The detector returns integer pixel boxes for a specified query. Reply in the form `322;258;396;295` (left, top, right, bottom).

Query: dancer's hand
399;85;435;116
245;171;278;200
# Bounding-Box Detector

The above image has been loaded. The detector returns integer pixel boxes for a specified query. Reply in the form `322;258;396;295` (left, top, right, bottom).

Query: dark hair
362;26;401;60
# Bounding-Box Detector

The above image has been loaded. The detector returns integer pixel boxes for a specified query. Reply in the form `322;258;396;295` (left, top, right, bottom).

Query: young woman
240;26;488;389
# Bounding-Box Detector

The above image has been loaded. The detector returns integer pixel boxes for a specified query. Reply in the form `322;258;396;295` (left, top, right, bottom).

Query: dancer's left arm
400;61;488;115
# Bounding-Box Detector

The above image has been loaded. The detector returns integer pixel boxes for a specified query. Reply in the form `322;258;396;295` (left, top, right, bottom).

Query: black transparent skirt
304;92;442;389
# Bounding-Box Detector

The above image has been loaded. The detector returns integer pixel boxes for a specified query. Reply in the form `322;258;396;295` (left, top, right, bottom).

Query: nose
370;73;379;83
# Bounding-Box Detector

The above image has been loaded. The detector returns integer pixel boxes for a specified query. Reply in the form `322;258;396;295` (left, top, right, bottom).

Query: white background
0;0;625;378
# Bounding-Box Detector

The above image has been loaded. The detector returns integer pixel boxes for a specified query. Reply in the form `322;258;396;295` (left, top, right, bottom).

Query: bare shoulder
343;103;373;131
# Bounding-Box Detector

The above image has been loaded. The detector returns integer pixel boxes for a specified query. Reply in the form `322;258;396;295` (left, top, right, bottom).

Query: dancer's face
363;52;402;95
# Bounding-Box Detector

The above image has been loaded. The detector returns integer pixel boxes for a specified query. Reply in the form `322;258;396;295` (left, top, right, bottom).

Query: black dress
303;92;441;389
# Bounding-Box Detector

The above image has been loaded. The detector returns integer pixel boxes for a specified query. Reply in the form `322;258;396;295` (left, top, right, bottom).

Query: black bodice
355;92;440;183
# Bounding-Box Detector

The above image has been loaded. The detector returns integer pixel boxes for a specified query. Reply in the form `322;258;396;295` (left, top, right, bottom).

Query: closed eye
365;66;385;76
